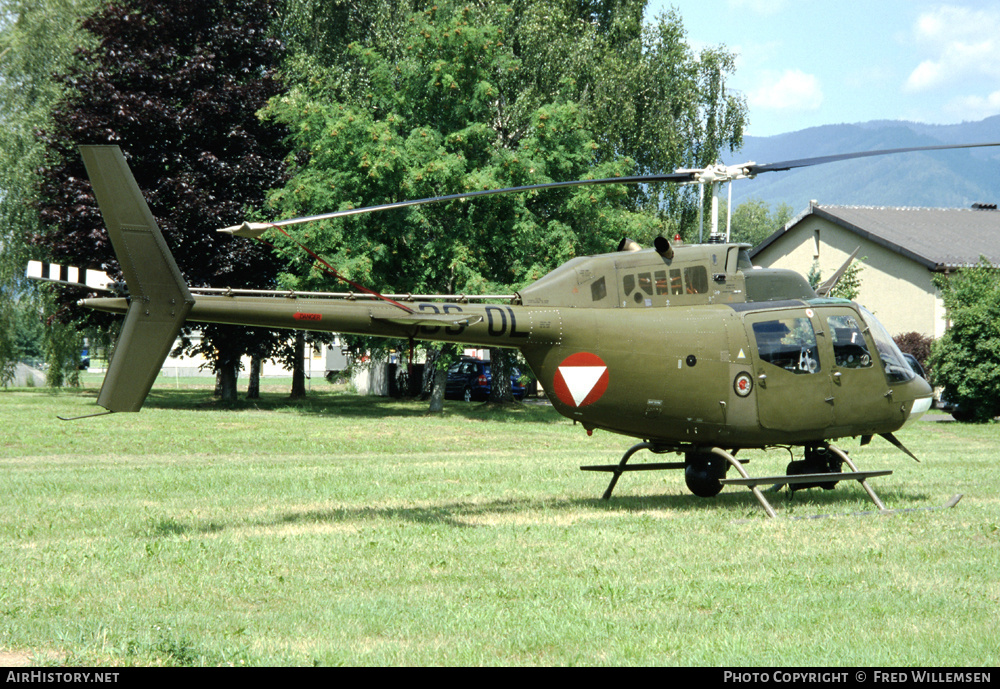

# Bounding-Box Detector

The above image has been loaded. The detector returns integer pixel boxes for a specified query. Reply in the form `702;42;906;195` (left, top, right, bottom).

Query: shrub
927;260;1000;422
894;332;933;375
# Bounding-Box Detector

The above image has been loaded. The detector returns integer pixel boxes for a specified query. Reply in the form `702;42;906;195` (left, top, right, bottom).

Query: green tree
928;260;1000;422
502;2;746;230
0;0;98;385
33;0;290;402
266;1;744;403
266;4;659;401
274;0;746;240
729;198;793;247
40;293;83;387
829;260;864;302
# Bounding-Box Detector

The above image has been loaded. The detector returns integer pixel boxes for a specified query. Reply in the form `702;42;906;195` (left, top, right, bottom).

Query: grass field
1;376;998;666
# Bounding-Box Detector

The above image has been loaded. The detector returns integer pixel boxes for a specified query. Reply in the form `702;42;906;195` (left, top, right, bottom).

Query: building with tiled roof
750;203;1000;338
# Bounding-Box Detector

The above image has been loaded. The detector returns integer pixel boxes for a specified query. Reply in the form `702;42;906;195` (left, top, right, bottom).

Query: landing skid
580;442;945;519
740;493;963;523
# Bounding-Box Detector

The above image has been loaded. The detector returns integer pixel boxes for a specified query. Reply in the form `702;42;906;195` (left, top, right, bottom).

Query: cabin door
744;309;834;432
814;306;892;431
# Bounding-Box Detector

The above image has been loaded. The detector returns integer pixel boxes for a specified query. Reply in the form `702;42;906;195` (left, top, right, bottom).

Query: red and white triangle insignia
552;352;609;408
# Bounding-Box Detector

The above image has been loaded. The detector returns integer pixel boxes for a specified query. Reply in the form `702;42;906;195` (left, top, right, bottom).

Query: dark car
445;357;526;402
901;352;926;379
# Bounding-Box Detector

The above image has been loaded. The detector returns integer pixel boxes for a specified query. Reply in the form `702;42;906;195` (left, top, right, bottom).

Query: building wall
157;336;344;378
753;215;944;338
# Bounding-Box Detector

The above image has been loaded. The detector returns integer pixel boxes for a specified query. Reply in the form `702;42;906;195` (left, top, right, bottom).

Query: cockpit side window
827;315;872;368
858;306;915;383
752;317;821;374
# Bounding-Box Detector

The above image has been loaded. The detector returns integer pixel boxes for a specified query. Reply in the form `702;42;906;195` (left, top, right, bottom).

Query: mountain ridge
722;116;1000;212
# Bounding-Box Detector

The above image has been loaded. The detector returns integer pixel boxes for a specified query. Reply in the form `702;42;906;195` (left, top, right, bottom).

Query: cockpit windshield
858;306;916;384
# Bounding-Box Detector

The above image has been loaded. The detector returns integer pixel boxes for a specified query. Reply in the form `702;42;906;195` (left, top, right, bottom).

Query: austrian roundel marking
553;352;609;408
734;371;753;397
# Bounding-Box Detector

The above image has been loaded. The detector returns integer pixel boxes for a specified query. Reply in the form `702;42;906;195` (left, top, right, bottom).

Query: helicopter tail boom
79;146;195;413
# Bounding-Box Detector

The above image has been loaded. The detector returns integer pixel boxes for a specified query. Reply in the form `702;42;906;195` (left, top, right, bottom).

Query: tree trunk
247;355;261;399
290;330;306;399
212;335;242;404
421;345;439;400
217;359;239;403
425;343;456;412
488;347;514;404
428;366;447;413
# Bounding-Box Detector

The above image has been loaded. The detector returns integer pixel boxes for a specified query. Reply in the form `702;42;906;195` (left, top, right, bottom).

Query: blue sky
645;1;1000;136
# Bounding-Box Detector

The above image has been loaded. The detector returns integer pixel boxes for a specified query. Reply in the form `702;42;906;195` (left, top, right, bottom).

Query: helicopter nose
902;376;934;426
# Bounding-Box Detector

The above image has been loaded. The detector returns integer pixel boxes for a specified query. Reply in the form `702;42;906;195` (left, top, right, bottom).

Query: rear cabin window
591;276;607;301
684;266;708;294
752;317;821;374
655;270;668;295
621;265;708;302
670;269;682;294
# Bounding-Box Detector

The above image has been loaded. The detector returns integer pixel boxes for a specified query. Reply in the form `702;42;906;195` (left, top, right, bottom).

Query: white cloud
749;69;823;111
904;5;1000;92
944;90;1000;120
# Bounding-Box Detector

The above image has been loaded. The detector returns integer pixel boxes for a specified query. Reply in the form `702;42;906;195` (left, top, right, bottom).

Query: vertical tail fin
80;146;194;412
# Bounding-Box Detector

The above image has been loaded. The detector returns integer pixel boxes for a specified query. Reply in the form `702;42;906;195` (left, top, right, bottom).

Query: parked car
901;352;926;379
937;395;1000;422
445;357;526;402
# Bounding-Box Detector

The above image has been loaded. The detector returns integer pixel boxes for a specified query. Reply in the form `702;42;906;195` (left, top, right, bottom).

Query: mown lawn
1;378;997;666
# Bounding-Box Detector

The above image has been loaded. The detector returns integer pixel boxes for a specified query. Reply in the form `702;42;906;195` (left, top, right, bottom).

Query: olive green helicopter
33;142;999;518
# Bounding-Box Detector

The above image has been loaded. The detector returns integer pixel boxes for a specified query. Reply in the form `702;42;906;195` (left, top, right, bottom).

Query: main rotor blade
219;140;1000;237
748;141;1000;175
219;171;695;236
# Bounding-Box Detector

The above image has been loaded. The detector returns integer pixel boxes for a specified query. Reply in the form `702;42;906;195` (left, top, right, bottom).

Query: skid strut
712;447;778;519
718;443;892;518
583;442;908;519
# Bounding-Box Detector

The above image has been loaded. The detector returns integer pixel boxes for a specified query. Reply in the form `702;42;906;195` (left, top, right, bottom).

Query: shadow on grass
138;388;565;424
140;484;936;538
